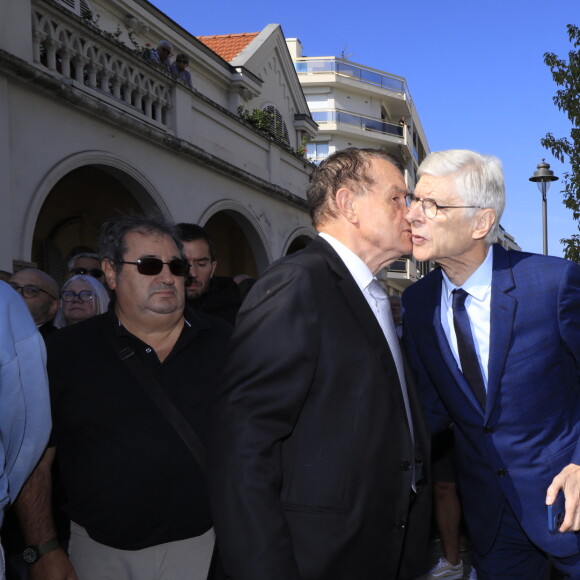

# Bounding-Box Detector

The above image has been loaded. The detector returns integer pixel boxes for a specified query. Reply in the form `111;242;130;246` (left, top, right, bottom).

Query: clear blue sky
150;0;578;257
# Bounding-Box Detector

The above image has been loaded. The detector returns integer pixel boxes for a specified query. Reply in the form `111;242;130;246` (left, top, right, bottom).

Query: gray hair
67;252;100;272
307;148;403;227
54;274;110;328
417;150;505;244
157;39;173;51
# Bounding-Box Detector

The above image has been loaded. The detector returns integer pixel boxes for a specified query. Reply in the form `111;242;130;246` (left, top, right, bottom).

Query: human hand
546;463;580;532
29;548;78;580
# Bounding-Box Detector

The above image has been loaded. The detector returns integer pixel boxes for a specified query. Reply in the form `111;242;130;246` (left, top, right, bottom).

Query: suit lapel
487;245;516;415
311;237;407;406
426;270;486;415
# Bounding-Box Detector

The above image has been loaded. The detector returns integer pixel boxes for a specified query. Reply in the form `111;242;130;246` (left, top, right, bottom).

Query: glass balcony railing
387;259;409;273
311;110;403;138
294;58;411;101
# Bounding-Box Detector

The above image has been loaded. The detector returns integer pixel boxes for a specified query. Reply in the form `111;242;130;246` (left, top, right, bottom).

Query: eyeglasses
70;267;104;278
9;282;56;300
405;193;482;219
119;258;189;277
60;290;94;302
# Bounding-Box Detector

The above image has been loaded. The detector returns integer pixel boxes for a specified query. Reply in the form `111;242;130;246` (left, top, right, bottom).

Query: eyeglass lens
60;291;94;302
405;194;437;218
9;283;53;299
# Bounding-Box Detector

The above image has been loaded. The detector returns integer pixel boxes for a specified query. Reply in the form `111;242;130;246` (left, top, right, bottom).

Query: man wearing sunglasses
66;252;106;285
8;268;59;338
402;150;580;579
16;214;231;580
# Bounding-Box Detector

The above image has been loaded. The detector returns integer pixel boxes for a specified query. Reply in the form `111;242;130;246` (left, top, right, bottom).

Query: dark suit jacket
403;244;580;557
208;236;431;580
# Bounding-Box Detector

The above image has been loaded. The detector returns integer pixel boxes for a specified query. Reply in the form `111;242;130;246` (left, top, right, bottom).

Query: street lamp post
529;159;558;255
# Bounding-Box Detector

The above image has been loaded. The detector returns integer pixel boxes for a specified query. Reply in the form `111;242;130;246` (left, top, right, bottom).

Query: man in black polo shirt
16;215;231;579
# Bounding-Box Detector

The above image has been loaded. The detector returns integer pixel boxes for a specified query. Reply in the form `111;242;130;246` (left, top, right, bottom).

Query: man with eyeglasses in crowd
8;268;59;338
66;252;105;286
15;214;232;580
402;150;580;579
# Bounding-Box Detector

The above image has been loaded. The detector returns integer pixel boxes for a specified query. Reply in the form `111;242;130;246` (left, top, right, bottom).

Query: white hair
54;274;110;328
417;149;505;244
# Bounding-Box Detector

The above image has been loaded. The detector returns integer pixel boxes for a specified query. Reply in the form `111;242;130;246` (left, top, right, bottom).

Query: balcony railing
32;2;172;126
294;58;411;102
311;110;403;139
386;258;419;280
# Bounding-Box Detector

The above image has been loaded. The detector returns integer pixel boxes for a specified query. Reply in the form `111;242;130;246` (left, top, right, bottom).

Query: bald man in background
8;269;59;339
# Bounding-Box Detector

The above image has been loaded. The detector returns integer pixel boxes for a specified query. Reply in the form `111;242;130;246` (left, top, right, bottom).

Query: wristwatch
22;538;59;564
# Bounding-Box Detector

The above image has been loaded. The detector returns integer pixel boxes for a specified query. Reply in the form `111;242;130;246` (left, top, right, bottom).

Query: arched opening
203;210;273;278
32;165;159;284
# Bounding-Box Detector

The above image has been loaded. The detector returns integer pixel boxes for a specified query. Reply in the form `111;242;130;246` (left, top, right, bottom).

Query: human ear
335;187;358;223
102;259;117;291
472;209;496;241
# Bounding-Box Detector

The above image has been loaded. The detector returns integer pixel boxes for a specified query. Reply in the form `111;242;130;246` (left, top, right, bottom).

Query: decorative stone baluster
32;30;44;63
122;82;135;104
111;75;123;99
153;99;162;122
60;48;73;79
45;39;58;71
133;88;144;110
72;56;87;83
86;62;98;88
100;68;112;94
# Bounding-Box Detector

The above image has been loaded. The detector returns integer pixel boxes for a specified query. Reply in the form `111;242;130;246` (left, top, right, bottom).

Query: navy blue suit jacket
403;244;580;557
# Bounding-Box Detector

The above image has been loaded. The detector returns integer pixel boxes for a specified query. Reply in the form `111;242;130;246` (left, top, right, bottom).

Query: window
264;105;290;146
54;0;92;17
306;143;329;164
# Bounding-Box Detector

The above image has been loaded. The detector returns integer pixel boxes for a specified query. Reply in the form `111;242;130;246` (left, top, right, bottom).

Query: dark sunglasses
71;267;104;278
119;258;189;277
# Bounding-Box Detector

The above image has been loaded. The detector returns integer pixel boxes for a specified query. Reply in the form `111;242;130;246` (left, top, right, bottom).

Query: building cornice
0;48;309;211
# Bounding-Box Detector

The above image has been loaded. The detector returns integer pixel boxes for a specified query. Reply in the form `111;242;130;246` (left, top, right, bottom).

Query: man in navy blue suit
402;150;580;579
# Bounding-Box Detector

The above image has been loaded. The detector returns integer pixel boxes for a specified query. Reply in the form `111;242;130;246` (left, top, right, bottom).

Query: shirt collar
441;245;493;302
318;232;374;291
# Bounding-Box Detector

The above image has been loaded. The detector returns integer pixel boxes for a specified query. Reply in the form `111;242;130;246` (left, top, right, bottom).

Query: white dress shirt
319;233;415;447
440;247;493;389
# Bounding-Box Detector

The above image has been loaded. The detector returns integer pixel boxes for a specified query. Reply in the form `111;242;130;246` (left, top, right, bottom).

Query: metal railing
294;58;411;102
311;110;403;138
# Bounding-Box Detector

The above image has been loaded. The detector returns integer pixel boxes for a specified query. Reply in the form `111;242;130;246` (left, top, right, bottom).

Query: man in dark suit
208;148;431;580
402;149;580;579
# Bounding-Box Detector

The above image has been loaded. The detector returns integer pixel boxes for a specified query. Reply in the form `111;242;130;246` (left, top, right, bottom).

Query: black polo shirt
47;306;232;550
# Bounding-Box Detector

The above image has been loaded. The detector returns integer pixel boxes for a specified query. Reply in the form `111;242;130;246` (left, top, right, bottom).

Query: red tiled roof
197;33;259;62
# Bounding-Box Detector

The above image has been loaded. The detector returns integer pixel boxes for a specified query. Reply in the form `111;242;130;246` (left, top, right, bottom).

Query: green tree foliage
542;24;580;262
